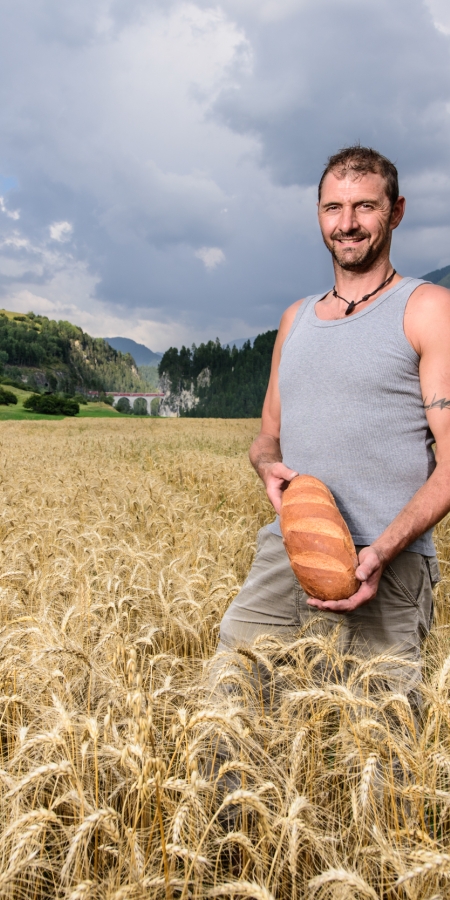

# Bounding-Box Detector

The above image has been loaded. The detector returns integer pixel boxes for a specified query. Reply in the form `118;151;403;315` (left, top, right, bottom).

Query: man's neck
316;258;402;321
333;259;398;303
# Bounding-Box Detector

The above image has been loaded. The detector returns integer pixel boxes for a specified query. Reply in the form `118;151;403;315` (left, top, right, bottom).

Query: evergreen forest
158;330;277;417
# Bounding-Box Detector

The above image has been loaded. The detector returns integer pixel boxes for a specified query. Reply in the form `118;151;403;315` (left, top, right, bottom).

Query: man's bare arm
371;283;450;558
249;300;303;513
309;283;450;613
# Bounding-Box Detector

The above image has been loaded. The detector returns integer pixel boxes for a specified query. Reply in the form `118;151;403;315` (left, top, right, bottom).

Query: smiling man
218;145;450;700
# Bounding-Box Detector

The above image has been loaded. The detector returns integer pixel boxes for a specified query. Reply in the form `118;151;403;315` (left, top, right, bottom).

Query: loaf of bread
280;475;359;601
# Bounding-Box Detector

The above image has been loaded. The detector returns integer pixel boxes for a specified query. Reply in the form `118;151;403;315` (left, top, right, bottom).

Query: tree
116;397;131;414
159;329;278;418
150;397;160;416
133;397;148;416
23;393;79;415
98;391;112;404
0;388;18;405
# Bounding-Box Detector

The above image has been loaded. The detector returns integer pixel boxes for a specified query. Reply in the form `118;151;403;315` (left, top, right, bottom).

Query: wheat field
0;418;450;900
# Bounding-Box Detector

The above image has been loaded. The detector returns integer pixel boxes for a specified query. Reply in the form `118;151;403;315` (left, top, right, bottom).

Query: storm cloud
0;0;449;349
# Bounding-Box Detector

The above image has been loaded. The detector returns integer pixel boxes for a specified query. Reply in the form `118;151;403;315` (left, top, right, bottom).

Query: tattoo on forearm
424;394;450;411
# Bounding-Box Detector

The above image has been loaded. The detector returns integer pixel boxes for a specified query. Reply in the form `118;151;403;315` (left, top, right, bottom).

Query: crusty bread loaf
280;475;359;601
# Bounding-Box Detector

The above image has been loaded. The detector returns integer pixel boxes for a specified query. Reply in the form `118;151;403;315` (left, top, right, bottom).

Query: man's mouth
334;235;366;244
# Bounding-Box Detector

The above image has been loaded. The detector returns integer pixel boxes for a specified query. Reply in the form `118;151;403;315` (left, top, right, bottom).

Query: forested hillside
158;331;277;417
0;310;148;393
422;264;450;288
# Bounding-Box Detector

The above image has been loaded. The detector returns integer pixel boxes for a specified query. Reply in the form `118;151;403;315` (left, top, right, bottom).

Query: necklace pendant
330;269;396;318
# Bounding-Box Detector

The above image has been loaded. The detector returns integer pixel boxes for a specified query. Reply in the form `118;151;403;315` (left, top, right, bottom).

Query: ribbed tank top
268;277;436;555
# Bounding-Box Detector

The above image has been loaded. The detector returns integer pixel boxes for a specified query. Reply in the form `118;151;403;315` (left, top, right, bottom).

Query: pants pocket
425;555;441;587
382;553;433;644
385;562;421;608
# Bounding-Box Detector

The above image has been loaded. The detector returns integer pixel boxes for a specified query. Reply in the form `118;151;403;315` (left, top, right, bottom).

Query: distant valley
103;337;163;366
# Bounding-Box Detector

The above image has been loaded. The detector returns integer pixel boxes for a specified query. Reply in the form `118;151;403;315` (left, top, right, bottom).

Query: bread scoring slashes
280;475;360;601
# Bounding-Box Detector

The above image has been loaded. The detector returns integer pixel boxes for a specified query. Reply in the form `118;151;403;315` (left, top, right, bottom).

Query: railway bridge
88;391;164;414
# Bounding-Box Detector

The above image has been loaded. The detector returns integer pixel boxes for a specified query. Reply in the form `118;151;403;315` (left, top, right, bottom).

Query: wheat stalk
0;419;449;898
308;867;379;898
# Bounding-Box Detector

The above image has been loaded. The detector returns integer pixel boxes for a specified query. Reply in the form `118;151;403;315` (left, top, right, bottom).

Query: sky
0;0;449;351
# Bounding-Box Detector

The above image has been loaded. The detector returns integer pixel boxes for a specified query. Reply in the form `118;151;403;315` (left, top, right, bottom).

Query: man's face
318;170;405;271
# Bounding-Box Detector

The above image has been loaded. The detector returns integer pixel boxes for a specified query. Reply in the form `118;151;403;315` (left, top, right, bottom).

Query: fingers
266;480;286;514
355;564;371;582
307;581;376;613
355;548;383;583
308;546;384;612
270;462;299;482
265;465;299;513
267;486;282;514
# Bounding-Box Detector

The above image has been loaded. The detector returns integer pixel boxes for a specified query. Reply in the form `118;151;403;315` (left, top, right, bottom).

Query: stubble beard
324;224;392;273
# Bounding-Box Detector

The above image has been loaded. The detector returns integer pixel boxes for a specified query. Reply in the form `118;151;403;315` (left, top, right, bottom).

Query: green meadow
0;385;126;420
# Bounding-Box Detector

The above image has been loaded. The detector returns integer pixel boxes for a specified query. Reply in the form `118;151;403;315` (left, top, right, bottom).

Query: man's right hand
259;462;298;514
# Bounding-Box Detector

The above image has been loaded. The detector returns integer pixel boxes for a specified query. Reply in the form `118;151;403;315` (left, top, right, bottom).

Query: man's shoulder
405;279;450;353
407;278;450;310
282;297;304;319
276;297;309;345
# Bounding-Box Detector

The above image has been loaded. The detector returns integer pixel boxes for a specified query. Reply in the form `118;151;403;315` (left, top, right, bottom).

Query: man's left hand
306;546;385;613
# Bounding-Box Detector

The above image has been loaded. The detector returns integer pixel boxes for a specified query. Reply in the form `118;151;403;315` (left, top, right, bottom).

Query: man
218;146;449;698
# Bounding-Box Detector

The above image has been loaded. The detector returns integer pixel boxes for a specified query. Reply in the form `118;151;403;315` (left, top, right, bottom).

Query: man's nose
338;205;358;233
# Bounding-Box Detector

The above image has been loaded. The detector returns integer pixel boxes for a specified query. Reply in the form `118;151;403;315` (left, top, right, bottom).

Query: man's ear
390;196;406;230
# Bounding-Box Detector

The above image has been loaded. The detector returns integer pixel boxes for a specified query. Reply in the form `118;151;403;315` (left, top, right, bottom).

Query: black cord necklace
331;269;396;316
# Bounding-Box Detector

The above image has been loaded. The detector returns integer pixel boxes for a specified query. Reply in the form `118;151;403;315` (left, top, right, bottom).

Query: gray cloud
0;0;449;349
213;0;450;183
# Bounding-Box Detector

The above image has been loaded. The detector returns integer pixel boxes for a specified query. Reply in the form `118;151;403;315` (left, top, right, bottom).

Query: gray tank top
268;277;436;555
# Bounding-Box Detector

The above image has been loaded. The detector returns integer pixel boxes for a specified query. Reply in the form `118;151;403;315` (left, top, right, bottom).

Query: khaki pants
217;525;440;702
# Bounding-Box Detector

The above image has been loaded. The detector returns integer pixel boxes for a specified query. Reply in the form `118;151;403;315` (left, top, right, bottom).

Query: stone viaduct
88;391;164;414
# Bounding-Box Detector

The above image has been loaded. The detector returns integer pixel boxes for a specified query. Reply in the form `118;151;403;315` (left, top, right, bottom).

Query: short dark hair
318;145;399;207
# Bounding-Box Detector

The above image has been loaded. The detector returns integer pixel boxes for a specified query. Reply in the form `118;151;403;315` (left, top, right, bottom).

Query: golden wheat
0;417;449;898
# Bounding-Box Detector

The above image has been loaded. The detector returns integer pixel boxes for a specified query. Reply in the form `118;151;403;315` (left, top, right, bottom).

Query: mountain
0;310;149;393
104;337;163;366
421;264;450;288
